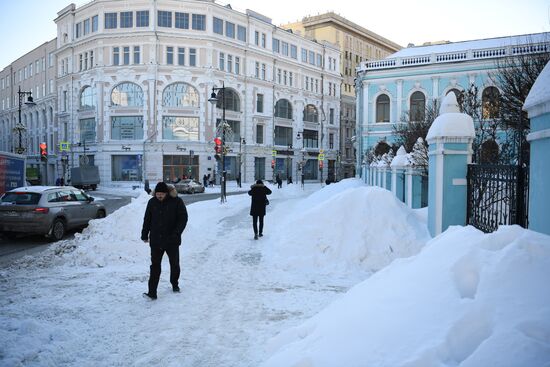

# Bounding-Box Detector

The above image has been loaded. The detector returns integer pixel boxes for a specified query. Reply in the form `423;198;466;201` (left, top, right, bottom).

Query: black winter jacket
141;194;188;249
248;183;272;216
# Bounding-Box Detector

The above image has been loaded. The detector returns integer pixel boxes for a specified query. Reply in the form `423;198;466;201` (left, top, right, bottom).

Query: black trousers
252;215;264;235
148;246;180;296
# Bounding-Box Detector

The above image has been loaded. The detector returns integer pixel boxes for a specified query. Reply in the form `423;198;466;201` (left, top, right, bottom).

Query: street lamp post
209;82;227;203
13;86;36;154
238;137;246;188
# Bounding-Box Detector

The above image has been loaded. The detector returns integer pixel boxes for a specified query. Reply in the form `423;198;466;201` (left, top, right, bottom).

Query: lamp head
208;91;218;105
25;95;36;107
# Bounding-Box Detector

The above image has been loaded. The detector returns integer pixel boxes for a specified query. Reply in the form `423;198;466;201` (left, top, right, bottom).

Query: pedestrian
276;173;282;189
203;174;208;187
287;176;293;184
141;182;188;300
248;179;272;240
55;177;61;186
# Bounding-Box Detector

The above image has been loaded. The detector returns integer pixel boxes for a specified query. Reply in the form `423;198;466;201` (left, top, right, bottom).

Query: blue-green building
355;32;550;178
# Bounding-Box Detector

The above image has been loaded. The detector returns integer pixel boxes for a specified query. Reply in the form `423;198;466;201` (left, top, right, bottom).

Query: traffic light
319;160;323;170
39;142;47;161
214;137;222;160
271;159;275;169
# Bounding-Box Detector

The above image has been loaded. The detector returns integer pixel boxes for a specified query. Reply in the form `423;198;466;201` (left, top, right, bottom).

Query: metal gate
466;164;529;233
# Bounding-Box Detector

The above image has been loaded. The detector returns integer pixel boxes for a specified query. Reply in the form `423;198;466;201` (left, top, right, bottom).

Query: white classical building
34;0;339;186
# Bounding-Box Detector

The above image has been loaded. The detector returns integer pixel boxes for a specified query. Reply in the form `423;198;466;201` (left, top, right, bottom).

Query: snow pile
266;179;430;272
262;225;550;367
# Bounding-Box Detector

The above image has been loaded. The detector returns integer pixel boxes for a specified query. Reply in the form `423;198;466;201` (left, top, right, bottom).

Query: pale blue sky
1;0;549;69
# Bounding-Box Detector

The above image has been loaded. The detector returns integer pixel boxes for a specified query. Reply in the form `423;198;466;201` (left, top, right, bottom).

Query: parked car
173;179;205;194
0;186;106;241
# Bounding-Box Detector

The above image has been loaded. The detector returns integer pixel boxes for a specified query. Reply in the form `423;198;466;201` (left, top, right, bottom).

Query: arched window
274;99;292;119
303;104;318;123
409;91;425;122
447;88;461;98
482;86;500;119
376;94;390;122
480;139;499;163
111;82;143;107
162;83;199;107
80;86;96;109
216;88;240;112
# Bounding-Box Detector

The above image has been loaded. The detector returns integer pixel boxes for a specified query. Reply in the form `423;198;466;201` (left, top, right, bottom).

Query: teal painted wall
528;113;550;235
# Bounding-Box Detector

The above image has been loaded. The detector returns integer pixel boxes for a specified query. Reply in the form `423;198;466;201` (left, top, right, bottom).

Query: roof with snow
388;33;550;59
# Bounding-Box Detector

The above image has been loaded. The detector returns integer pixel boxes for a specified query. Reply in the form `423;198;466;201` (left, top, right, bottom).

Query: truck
70;165;100;190
0;151;26;196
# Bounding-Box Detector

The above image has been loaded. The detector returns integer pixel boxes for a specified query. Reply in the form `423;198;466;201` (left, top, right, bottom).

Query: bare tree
393;99;439;153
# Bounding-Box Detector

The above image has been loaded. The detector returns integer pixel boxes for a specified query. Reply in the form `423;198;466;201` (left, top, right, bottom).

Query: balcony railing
359;42;549;72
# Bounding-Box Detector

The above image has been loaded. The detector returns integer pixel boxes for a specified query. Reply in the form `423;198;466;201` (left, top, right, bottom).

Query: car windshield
180;180;193;184
1;192;41;205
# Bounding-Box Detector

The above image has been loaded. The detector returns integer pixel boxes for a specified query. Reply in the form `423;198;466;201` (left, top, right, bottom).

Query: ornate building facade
1;0;342;186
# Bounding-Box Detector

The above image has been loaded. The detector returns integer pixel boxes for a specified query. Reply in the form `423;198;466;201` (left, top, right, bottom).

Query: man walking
248;179;272;240
141;182;188;300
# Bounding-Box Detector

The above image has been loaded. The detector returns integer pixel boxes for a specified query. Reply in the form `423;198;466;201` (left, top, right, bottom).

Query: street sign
318;154;325;161
59;141;70;152
272;150;277;156
319;149;324;154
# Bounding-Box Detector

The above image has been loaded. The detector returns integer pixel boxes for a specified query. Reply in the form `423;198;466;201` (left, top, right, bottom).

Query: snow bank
265;179;430;272
262;225;550;367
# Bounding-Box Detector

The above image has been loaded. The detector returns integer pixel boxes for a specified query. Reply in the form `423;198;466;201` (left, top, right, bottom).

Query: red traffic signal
319;160;323;170
39;142;47;161
214;137;222;154
271;159;275;169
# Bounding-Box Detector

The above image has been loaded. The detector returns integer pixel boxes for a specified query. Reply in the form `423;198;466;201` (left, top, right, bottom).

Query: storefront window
111;116;143;140
162;116;199;140
112;155;142;181
79;118;96;142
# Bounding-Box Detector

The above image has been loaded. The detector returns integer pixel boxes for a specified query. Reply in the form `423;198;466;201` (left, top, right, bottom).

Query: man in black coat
248;179;272;240
141;182;188;300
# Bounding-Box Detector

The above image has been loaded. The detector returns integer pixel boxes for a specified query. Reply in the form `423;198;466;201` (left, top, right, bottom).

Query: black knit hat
154;182;169;193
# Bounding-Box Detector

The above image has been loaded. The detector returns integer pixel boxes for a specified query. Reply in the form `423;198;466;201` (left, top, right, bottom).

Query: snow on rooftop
388;32;550;59
524;60;550;116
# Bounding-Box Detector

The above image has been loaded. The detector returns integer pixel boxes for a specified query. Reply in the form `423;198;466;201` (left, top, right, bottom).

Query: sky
1;0;549;69
1;179;549;366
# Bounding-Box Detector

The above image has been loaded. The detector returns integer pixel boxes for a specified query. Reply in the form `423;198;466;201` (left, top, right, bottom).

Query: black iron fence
466;164;529;233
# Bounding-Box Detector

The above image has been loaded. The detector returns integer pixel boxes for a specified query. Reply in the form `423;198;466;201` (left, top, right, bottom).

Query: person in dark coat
248;179;272;240
141;182;188;300
275;174;282;189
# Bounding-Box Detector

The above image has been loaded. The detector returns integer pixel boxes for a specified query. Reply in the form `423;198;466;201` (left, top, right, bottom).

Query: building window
92;15;98;31
111;116;144;140
105;12;117;29
329;133;334;149
162;83;199;107
213;17;223;35
261;63;266;80
112;155;143;181
120;11;133;28
256;94;264;113
113;47;120;65
158;11;172;27
189;48;196;66
235;57;240;74
216;88;240;112
329;108;334;124
219;52;225;71
482;86;500;119
303;104;319;123
80;86;96;110
256;125;264;144
162;117;199;140
255;62;259;78
316;54;323;67
277;69;281;84
167;46;174;65
301;48;307;62
136;11;149;27
83;19;90;35
376;94;390;122
275;99;292;119
289;72;293;87
274;126;293;146
177;47;185;66
175;12;189;29
133;46;140;64
192;14;206;30
75;22;81;38
309;51;315;65
282;42;289;56
409;91;426;121
111;82;144;107
237;25;246;42
225;21;235;38
272;38;280;53
302;129;318;148
227;55;233;73
261;33;266;48
216;119;241;142
254;31;259;46
123;46;130;65
291;45;297;59
79;118;96;142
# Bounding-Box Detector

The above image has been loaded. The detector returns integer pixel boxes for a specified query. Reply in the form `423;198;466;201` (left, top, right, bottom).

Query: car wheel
96;210;106;219
190;188;195;194
50;219;66;242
